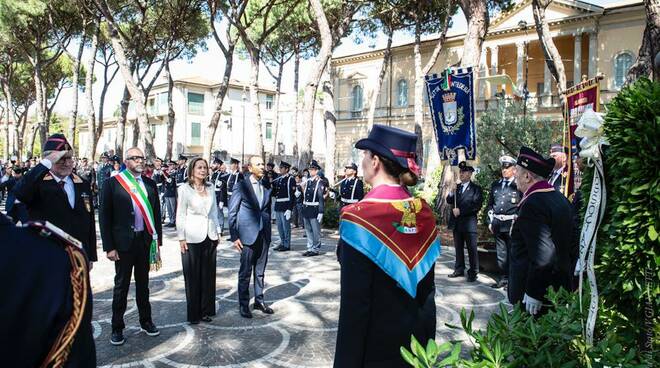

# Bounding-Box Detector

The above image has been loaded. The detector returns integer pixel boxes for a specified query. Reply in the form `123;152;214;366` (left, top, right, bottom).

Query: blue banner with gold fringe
425;68;476;165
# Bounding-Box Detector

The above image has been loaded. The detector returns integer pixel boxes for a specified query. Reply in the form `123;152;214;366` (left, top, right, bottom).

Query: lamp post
518;20;530;122
241;87;246;164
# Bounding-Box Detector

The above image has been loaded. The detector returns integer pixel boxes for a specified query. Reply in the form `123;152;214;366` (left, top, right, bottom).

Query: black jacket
13;163;98;261
211;170;228;205
446;182;484;233
508;189;573;304
99;174;162;252
487;179;522;233
334;241;436;368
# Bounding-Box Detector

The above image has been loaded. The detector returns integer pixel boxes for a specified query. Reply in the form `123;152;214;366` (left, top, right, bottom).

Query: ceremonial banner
425;68;476;165
562;78;601;199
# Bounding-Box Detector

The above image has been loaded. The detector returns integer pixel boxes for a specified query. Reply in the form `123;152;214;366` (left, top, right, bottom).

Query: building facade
330;0;645;169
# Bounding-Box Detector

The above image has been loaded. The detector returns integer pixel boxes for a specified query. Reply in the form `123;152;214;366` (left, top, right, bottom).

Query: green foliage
401;288;643;367
581;77;660;351
322;197;340;229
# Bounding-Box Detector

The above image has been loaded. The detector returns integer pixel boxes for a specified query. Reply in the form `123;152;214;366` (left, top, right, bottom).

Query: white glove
284;210;291;220
329;192;336;199
523;294;543;315
218;202;224;209
316;214;323;223
295;190;301;198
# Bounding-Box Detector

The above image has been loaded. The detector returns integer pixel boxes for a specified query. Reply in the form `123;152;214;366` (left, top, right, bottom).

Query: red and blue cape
339;184;441;297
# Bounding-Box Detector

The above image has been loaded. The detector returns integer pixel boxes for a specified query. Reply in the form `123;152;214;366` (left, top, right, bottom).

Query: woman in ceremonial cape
334;125;441;368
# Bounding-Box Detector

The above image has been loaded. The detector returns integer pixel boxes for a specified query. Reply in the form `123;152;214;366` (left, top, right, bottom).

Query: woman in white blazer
176;157;221;324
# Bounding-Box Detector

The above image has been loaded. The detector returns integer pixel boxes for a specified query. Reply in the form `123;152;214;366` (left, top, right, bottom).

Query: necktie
58;181;66;190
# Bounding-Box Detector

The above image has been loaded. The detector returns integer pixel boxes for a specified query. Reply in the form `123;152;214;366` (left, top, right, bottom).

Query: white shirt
250;175;263;205
460;182;470;194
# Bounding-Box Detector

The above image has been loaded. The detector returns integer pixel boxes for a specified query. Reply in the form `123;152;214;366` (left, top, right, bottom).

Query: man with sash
509;146;573;315
335;125;440;367
273;161;296;252
338;162;364;209
13;133;98;266
301;160;325;257
100;147;162;346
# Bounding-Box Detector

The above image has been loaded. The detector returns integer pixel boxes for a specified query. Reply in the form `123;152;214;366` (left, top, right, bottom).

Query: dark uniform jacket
335;240;436;368
487;178;522;233
508;186;573;304
226;171;243;200
0;213;96;367
163;172;177;198
99;174;163;252
13;163;98;262
301;177;325;218
151;169;166;194
96;163;112;191
210;170;228;206
273;174;296;212
339;177;364;205
175;166;187;187
446;181;484;233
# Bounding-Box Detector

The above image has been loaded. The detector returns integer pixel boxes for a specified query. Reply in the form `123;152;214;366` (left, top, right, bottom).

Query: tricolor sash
340;197;441;297
115;170;162;271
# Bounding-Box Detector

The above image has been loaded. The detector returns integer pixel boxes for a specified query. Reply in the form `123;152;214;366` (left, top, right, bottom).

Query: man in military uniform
0;213;96;366
509;146;573;315
175;154;188;188
548;144;568;193
225;158;243;239
301;160;325;257
210;158;228;236
338;163;364;209
151;158;166;222
273;161;296;252
163;160;178;227
96;152;113;206
13;134;98;266
487;155;522;288
446;162;484;282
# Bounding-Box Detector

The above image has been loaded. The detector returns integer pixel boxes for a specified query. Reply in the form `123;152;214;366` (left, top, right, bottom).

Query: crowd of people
0;126;579;367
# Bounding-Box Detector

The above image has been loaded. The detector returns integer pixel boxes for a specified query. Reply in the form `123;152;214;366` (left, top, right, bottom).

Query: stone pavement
90;223;511;368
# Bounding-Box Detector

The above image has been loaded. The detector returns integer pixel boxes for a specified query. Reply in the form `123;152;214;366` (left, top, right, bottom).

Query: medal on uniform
82;193;92;212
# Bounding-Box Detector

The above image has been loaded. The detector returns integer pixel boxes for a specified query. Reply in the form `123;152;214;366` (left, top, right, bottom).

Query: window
536;82;545;95
191;122;201;145
614;52;634;89
147;98;156;115
187;92;204;115
157;92;168;113
266;121;273;140
265;95;274;110
351;85;363;111
397;79;408;107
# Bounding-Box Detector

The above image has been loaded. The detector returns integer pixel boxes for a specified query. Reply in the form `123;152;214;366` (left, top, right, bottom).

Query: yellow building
330;0;645;168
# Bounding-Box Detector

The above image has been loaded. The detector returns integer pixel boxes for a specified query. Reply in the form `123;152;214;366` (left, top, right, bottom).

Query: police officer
487;155;522;289
210;158;228;235
301;160;325;257
163;160;178;227
0;214;96;367
175;154;188;187
338;163;364;209
226;157;243;201
273;161;296;252
509;146;573;315
13;134;98;266
151;158;166;222
0;166;28;224
96;152;113;205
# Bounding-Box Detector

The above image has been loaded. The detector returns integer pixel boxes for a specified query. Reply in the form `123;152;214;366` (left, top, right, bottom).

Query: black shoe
253;302;274;314
467;274;477;282
274;246;290;252
448;271;464;278
141;322;160;336
491;279;508;289
201;316;213;322
239;306;253;319
110;330;125;346
189;320;200;325
165;223;176;228
302;251;311;256
307;251;320;257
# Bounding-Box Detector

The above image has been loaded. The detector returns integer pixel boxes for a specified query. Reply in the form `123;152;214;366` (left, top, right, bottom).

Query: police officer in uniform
338;163;364;209
509;146;573;315
0;214;96;367
13;134;98;265
301;160;325;257
96;152;113;206
273;161;296;252
175;154;188;188
226;158;243;201
487;155;522;289
210;158;228;236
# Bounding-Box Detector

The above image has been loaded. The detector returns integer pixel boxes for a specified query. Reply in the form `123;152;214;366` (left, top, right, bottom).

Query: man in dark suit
446;161;484;282
13;134;98;265
509;146;573;315
100;147;162;345
548;144;568;193
228;155;274;319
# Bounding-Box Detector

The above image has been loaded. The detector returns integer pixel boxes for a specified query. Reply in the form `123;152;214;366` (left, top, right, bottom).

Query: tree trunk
413;21;425;162
203;45;234;161
131;120;139;148
17;108;27;158
68;36;86;154
33;59;48;151
292;47;300;162
247;49;265;159
459;0;488;69
301;0;334;167
26;121;38;159
86;29;99;159
164;58;175;160
626;0;660;83
322;68;336;186
367;26;393;129
116;85;130;159
105;21;156;158
2;81;15;157
271;60;284;156
532;0;567;93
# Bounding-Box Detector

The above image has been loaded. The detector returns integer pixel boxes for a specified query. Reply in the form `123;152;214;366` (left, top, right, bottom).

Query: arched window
614;52;634;89
351;85;363;111
397;79;408;107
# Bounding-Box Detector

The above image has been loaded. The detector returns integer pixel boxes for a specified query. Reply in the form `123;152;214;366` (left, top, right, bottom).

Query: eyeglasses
56;156;74;164
126;156;146;162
